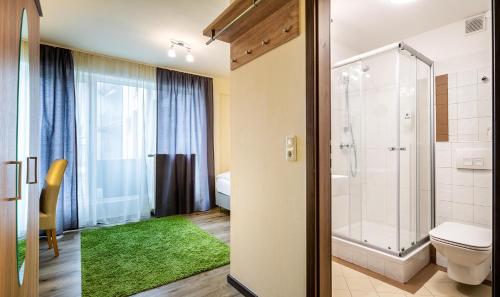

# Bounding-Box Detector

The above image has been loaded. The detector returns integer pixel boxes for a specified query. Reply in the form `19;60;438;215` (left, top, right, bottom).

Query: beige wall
213;77;231;174
229;0;306;295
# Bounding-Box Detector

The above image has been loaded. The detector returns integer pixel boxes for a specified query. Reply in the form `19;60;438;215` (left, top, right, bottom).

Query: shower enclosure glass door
331;43;434;256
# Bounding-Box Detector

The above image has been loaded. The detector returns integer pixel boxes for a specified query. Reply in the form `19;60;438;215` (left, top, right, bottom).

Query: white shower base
332;235;430;283
333;220;420;252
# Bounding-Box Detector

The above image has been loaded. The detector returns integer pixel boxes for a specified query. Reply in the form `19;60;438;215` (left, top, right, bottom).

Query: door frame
306;0;331;296
306;0;499;296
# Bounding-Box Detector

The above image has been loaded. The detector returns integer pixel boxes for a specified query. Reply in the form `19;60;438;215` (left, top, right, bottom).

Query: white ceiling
40;0;231;78
332;0;491;54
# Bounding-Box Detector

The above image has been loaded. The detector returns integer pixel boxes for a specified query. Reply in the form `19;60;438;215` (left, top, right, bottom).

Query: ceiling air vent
465;14;486;35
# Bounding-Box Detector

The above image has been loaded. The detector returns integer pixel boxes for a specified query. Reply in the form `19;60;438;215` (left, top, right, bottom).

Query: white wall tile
458;134;479;142
457;101;477;119
478;117;492;137
435;150;451;168
436;183;452;202
457;118;478;135
474;170;492;188
448;103;458;120
351;248;368;268
452;185;473;204
436;168;452;185
436;216;450;226
436;200;452;218
447;73;457;88
478;83;492;101
367;257;385;275
448;88;457;104
452;203;474;223
474;187;492;206
448;119;458;136
474;205;492;227
479;132;492;142
435;142;451;151
477;100;492;117
384;261;405;283
452;169;473;186
456;69;477;87
456;85;477;102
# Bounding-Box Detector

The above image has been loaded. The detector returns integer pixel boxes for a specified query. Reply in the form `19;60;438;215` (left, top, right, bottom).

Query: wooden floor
39;209;241;297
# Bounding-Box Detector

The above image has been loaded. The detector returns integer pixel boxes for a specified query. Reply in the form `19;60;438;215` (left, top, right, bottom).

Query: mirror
16;8;29;285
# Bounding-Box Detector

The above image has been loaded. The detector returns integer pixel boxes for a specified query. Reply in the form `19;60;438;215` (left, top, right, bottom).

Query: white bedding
216;172;231;196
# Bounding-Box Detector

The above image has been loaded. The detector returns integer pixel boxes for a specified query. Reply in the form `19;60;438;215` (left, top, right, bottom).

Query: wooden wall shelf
203;0;300;70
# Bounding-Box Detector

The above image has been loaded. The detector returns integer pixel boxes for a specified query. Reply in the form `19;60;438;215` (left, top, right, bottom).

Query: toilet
429;222;492;285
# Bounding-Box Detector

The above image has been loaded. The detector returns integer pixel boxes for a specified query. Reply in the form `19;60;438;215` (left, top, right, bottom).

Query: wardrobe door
0;0;40;296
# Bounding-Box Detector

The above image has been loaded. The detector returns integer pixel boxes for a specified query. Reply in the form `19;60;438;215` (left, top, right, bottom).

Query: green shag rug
17;239;26;270
81;216;230;297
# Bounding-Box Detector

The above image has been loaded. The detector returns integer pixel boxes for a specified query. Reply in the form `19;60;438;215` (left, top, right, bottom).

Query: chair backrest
40;159;68;216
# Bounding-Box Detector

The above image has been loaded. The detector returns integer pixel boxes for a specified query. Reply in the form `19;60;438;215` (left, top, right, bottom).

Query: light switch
286;136;297;161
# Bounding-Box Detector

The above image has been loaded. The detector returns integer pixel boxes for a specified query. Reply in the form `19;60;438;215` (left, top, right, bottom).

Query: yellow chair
39;159;68;257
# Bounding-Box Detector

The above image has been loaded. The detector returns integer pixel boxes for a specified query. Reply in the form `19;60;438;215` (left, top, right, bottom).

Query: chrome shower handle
388;147;407;151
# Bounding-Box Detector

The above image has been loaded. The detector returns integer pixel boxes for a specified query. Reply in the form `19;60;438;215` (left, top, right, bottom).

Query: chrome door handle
26;156;38;184
4;161;22;201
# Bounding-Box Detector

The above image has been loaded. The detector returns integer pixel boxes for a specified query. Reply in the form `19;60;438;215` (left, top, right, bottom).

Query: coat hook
262;39;270;46
283;26;292;33
245;49;252;55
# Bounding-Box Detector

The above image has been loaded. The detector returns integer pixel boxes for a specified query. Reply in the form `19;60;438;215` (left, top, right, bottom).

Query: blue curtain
40;44;78;234
156;68;215;212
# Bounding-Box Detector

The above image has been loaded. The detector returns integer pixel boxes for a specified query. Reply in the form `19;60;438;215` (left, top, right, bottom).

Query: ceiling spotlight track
167;39;194;63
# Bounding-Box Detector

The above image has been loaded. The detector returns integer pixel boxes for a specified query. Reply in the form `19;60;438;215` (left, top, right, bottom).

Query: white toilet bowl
429;222;492;285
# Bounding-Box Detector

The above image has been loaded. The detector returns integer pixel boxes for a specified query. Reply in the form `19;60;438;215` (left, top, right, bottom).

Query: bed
215;172;230;210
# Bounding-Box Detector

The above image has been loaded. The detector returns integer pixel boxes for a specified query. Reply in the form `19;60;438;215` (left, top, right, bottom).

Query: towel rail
206;0;263;45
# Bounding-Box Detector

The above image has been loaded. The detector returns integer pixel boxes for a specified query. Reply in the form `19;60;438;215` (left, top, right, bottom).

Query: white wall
229;0;307;295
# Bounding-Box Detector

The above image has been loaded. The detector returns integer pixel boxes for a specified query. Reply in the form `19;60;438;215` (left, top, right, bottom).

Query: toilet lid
429;222;492;249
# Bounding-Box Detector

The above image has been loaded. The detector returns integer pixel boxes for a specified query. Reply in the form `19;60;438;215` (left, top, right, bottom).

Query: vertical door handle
4;161;22;201
26;156;38;184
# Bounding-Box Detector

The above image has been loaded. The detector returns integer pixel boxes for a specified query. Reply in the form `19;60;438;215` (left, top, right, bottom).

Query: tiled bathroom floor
332;260;492;297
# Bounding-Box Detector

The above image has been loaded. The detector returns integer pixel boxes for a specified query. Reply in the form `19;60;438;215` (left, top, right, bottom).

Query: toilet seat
430;236;491;251
429;222;491;250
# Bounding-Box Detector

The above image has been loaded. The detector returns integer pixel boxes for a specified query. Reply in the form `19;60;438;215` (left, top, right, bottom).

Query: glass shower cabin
331;43;434;257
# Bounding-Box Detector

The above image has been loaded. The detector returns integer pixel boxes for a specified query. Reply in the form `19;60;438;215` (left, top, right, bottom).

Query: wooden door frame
307;0;499;296
493;0;499;296
306;0;331;296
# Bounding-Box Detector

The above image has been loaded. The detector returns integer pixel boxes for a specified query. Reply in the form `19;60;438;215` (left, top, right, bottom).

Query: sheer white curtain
74;52;156;227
